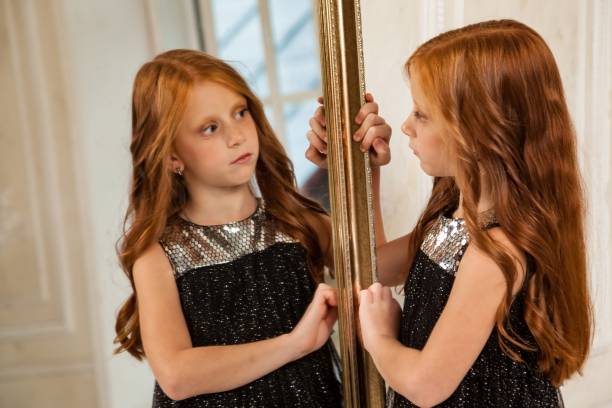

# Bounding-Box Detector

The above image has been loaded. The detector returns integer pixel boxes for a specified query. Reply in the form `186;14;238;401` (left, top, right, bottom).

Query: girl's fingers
317;282;331;290
354;113;385;143
322;288;338;307
355;101;379;124
361;115;390;141
314;106;326;128
314;284;337;327
310;285;334;318
359;122;388;152
317;96;324;104
324;307;338;329
380;284;391;301
371;138;391;166
307;130;327;155
309;117;327;141
315;283;336;303
369;282;383;301
360;289;373;305
318;291;336;309
305;145;328;168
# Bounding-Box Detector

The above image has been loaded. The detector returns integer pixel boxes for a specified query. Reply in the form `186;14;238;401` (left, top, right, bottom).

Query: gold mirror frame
317;1;385;406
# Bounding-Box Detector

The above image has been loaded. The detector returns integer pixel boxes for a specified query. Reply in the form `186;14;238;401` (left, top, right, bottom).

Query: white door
0;1;99;406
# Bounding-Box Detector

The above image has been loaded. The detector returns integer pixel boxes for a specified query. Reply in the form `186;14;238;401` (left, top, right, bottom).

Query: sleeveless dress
387;211;562;407
152;199;343;407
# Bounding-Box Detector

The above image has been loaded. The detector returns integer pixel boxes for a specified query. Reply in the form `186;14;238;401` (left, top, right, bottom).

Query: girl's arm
360;229;526;407
307;94;410;285
357;102;413;286
134;243;337;401
370;165;412;286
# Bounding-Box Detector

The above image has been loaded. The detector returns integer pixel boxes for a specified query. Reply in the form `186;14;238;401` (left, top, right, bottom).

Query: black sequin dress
152;199;343;407
387;212;562;407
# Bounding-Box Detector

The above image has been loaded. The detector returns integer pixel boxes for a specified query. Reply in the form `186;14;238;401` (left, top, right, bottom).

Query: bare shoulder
132;242;191;365
458;227;526;295
133;242;175;291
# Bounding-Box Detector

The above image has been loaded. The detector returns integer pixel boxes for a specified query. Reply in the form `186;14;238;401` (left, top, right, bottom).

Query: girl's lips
231;153;252;164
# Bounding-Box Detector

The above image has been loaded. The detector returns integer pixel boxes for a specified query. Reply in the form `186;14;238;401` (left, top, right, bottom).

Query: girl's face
173;80;259;189
401;74;455;177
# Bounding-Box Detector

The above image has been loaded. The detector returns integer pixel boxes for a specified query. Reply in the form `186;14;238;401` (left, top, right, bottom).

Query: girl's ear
169;152;185;175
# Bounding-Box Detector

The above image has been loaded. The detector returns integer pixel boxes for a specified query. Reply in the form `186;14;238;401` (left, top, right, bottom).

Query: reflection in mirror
151;0;336;359
152;0;329;208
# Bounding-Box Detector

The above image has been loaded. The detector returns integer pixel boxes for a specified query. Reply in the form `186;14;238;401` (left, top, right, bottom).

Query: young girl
307;19;591;407
113;49;346;407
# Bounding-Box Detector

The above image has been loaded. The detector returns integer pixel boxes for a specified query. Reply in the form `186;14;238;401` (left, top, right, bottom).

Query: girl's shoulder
133;242;175;286
460;226;527;296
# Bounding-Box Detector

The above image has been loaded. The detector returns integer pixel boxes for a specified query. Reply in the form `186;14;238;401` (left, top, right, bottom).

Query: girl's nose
401;117;414;138
226;125;246;147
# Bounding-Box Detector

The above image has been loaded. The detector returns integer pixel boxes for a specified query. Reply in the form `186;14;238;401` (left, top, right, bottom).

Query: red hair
404;20;592;386
114;50;328;360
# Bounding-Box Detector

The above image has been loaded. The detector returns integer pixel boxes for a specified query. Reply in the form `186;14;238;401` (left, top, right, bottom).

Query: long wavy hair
114;49;328;360
403;20;592;386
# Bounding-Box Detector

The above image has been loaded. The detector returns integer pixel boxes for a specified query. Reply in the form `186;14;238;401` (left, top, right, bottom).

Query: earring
175;167;184;176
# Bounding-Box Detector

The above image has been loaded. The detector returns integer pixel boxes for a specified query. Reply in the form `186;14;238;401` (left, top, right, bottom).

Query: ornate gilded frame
317;1;385;406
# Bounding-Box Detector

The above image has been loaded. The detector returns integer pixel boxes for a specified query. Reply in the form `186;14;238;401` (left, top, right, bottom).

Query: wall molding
584;0;612;355
2;0;76;336
4;0;52;306
51;0;115;405
0;321;69;340
576;0;612;356
416;0;464;208
0;362;93;380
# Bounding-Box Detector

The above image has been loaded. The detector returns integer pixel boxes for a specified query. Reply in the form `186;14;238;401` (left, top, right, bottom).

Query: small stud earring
175;167;184;176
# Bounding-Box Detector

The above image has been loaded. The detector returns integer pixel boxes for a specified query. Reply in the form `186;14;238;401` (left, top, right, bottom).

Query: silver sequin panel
159;199;297;278
420;215;470;275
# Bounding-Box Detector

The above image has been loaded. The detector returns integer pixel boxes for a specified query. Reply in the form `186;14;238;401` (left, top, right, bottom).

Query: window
150;0;322;186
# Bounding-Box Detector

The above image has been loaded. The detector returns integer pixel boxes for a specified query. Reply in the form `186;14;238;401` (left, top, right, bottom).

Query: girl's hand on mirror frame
358;282;402;352
305;96;329;169
288;283;339;359
305;93;392;168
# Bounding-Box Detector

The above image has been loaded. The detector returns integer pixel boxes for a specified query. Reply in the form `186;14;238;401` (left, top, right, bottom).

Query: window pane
283;100;320;186
264;104;276;132
211;0;269;98
269;0;321;94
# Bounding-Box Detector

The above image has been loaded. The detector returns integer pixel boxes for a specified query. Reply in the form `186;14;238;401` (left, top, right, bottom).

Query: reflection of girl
113;50;343;407
308;20;590;407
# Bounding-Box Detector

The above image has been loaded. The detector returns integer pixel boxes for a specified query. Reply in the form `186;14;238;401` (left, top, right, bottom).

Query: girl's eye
201;124;218;135
235;108;249;119
413;110;426;121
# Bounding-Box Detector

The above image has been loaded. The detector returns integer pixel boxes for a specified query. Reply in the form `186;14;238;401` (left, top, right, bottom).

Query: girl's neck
453;185;495;220
182;183;257;226
453;177;493;218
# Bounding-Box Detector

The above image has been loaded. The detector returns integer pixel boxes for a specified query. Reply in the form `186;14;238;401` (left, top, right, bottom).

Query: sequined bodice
160;201;296;276
153;200;342;407
388;213;561;408
419;215;470;273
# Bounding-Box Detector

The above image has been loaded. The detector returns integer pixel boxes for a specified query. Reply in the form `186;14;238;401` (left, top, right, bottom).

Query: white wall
55;0;157;406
